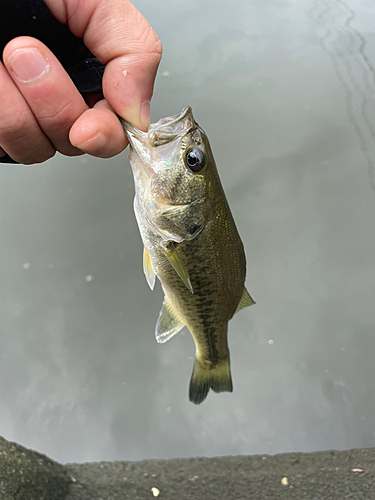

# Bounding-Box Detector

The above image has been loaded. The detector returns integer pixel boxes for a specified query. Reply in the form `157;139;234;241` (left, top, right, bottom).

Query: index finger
44;0;162;130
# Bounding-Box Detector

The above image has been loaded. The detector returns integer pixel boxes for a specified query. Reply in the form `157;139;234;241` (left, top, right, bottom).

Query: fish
121;107;254;404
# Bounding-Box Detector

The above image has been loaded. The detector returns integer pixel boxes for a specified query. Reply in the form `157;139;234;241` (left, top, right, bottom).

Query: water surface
1;0;375;463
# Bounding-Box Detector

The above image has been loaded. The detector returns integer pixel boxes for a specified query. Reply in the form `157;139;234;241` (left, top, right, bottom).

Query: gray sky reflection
0;0;375;463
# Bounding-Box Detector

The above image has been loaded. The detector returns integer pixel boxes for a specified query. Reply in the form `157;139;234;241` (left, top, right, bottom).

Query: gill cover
122;107;207;245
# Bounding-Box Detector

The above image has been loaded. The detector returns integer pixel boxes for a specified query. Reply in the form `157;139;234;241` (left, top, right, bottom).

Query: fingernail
75;132;107;153
8;48;50;83
140;101;151;130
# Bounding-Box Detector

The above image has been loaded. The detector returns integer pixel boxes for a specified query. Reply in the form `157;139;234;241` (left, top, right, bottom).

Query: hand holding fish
0;0;162;164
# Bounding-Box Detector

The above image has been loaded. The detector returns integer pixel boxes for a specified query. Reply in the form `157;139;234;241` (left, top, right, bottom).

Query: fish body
122;107;254;404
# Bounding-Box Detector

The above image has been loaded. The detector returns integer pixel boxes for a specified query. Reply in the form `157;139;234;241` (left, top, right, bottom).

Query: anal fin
235;287;255;314
155;298;185;344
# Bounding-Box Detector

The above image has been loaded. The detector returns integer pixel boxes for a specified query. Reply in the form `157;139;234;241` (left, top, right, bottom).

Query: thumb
44;0;162;130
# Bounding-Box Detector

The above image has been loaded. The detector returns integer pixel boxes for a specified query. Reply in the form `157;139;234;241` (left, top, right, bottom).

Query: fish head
122;107;212;205
122;107;218;242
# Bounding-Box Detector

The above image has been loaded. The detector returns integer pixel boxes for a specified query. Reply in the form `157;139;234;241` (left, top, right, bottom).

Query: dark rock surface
1;436;375;499
0;436;70;500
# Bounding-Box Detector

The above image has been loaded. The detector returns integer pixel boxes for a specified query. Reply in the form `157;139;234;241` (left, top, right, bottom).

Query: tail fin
189;358;233;404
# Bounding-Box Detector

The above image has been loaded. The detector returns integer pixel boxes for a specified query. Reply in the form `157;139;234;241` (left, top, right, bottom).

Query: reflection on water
309;0;375;190
1;0;375;463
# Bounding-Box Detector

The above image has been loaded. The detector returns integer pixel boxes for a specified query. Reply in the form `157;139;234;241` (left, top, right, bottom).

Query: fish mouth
149;106;193;133
121;106;196;147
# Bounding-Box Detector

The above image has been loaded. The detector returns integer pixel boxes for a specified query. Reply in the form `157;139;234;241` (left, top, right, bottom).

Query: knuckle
0;106;56;164
0;107;31;142
22;149;56;165
12;140;56;164
37;101;78;131
137;25;163;60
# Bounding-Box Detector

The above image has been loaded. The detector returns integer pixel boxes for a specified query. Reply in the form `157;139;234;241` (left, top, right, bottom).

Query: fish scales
122;107;254;404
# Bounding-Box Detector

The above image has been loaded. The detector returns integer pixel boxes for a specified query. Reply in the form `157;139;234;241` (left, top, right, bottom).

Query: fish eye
185;148;206;173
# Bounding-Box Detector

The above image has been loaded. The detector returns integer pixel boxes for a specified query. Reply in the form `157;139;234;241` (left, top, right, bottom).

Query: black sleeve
0;0;106;164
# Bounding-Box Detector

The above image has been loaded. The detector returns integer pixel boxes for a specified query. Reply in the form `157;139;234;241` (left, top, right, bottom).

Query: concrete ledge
1;436;374;499
0;436;70;500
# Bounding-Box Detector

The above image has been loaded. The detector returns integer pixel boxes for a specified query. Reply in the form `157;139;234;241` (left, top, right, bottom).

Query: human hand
0;0;162;164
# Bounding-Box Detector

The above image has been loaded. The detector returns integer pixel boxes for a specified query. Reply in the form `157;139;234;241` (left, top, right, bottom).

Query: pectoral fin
235;287;255;314
162;243;194;294
143;246;156;290
155;298;185;343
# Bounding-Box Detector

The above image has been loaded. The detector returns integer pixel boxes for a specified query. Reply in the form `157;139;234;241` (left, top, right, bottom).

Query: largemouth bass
121;107;254;404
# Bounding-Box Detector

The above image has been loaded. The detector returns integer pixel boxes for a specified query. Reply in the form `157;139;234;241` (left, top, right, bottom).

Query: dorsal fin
155;298;185;343
235;287;255;314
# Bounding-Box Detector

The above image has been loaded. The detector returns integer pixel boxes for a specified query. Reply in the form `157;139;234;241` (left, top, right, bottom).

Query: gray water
1;0;375;464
